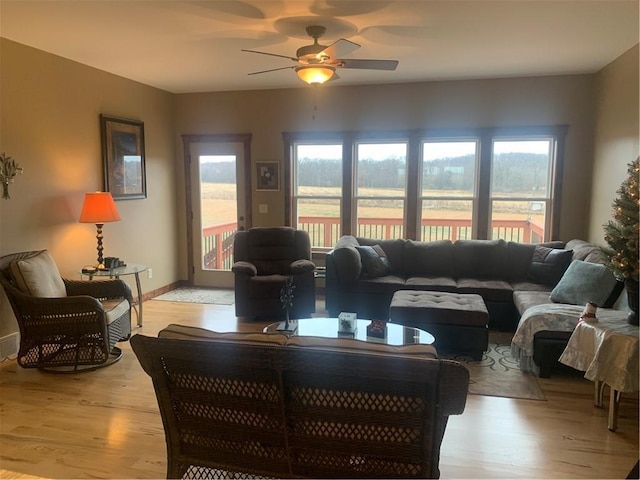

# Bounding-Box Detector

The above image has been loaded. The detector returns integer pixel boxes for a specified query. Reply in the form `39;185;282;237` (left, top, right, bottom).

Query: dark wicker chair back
131;334;470;479
0;250;132;372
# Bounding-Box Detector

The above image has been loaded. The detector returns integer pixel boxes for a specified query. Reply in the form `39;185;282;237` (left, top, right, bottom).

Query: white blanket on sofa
510;303;583;372
510;304;630;372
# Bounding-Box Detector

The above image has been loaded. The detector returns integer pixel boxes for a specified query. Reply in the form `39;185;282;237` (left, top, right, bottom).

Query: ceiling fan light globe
295;65;335;85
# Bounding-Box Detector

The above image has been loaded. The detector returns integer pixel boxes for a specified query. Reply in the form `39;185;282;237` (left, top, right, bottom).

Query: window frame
283;125;567;246
489;135;557;243
354;140;409;240
419;138;480;241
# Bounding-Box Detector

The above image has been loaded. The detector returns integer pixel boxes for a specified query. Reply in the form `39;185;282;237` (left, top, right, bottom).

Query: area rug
153;288;235;305
440;331;546;401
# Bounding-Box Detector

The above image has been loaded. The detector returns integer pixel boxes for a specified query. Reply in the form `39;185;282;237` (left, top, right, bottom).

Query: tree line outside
198;153;549;227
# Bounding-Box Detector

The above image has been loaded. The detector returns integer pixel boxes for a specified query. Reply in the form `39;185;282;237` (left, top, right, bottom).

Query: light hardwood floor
0;299;638;479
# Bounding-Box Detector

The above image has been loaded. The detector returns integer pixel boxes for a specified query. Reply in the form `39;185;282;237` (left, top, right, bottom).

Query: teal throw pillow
550;260;620;307
356;245;391;278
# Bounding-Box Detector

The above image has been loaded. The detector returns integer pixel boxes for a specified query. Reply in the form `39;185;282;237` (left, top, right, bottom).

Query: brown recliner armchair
232;227;316;319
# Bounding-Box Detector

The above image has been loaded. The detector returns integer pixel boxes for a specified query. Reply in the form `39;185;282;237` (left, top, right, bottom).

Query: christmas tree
603;157;640;281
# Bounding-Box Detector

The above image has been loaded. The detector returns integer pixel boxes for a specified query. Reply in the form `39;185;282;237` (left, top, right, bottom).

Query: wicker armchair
0;250;132;372
132;326;470;479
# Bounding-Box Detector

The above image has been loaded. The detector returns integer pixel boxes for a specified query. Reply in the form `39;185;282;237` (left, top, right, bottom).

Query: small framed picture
100;115;146;200
256;162;279;191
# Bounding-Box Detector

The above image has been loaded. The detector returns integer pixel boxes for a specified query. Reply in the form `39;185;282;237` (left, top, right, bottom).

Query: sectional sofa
326;236;624;376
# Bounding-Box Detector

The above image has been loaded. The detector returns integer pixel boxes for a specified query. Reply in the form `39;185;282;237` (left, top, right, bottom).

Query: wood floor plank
0;299;637;479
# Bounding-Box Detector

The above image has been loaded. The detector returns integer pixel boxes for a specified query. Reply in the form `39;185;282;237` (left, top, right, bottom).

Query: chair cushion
286;335;438;359
158;324;289;345
550;260;620;307
9;250;66;297
101;299;130;325
157;324;437;359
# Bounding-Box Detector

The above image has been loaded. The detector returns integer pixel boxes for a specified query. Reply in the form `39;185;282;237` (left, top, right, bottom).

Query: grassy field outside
199;182;545;228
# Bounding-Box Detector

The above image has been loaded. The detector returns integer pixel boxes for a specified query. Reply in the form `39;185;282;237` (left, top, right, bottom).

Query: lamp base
96;263;107;271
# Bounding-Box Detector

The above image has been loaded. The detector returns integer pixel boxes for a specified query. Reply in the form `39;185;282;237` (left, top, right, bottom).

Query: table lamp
79;192;121;270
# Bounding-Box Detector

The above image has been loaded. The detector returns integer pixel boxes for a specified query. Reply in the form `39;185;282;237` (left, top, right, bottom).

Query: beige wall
0;39;179;337
174;74;596;243
589;44;640;244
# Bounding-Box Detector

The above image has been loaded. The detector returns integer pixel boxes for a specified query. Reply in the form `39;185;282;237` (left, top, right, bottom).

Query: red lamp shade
79;192;121;269
79;192;121;224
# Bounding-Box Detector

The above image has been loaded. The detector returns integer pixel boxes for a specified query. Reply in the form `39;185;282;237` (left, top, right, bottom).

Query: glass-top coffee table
263;317;435;347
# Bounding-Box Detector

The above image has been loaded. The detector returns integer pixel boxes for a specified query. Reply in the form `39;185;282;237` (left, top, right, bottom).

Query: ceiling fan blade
241;49;298;62
319;38;360;61
248;66;296;76
338;58;399;71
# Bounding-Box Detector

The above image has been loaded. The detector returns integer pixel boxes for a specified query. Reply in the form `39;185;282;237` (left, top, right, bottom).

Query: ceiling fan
242;25;399;85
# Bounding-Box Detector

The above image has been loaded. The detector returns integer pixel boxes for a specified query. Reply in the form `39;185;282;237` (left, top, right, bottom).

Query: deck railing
202;222;237;270
200;217;544;269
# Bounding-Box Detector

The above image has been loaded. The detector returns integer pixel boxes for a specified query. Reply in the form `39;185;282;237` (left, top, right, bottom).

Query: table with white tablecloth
559;314;638;431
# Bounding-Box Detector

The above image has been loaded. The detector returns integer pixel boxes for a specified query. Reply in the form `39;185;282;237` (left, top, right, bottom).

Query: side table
81;263;147;327
559;313;639;431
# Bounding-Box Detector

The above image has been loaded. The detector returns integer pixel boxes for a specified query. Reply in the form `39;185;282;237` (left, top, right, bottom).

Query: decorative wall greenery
0;153;24;199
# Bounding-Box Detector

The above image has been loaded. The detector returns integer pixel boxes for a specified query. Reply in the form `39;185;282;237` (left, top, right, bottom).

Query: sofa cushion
356;245;391;278
550;260;620;307
513;290;552;315
9;250;66;297
453;239;508;279
404;240;454;277
351;275;407;295
456;278;513;303
511;281;553;293
527;246;573;286
566;239;601;262
405;276;457;291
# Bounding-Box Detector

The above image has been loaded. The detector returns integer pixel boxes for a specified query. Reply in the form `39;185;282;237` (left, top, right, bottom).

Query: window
292;143;342;247
490;139;554;243
420;141;478;241
284;126;566;248
355;142;407;239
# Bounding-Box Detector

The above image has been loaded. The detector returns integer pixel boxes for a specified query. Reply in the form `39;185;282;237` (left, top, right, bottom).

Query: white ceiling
1;0;638;94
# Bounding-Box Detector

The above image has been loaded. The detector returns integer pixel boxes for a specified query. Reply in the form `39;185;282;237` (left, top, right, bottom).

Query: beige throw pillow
10;250;66;297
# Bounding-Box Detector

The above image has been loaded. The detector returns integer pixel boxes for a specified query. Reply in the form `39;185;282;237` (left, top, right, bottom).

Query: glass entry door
188;139;250;287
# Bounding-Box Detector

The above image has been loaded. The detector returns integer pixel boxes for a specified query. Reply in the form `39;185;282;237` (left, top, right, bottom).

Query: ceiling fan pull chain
312;86;319;121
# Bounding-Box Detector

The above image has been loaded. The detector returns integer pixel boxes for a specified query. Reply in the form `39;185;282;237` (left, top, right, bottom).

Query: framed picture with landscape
100;115;146;200
256;161;279;191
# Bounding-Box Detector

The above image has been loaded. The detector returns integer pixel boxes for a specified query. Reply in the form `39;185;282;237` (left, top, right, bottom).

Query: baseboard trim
143;280;187;302
0;332;19;359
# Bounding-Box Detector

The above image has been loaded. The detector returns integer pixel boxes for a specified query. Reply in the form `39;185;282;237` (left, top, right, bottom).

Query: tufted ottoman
389;290;489;360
